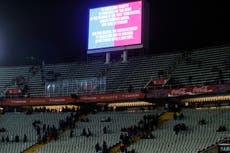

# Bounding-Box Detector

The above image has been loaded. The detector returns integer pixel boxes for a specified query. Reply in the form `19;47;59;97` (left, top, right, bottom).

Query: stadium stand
0;52;179;97
1;45;229;98
0;66;29;96
170;46;230;87
0;45;230;153
119;108;230;153
34;110;162;153
0;111;71;153
107;53;179;93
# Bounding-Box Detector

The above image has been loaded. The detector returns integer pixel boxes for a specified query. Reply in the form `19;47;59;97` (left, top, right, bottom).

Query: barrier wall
2;84;230;106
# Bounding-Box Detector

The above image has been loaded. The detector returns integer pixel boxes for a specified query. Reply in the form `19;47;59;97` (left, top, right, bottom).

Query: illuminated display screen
88;0;142;53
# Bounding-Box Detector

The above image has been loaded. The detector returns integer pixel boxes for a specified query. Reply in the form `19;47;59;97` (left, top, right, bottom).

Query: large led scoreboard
87;0;148;54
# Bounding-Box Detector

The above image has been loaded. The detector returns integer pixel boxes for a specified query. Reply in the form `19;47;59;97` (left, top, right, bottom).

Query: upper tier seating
1;45;229;97
0;52;179;97
106;53;179;93
171;46;230;87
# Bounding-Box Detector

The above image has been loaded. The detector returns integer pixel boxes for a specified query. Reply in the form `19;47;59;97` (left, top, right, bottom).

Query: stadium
0;0;230;153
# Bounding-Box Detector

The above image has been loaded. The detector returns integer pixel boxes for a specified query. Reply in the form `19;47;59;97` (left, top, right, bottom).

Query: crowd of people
173;112;184;120
0;127;6;132
0;104;195;153
32;120;58;144
1;123;28;144
173;123;188;135
81;128;92;137
95;141;108;153
198;119;207;125
1;134;27;143
31;106;79;113
216;125;227;132
31;109;87;144
96;113;160;153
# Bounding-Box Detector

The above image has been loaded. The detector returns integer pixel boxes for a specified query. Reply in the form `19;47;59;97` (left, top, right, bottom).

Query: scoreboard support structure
105;52;111;64
121;50;128;63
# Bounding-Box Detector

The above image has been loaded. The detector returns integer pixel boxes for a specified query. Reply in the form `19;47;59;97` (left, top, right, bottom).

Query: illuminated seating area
0;112;71;153
121;108;230;153
34;110;161;153
171;46;230;87
1;108;229;153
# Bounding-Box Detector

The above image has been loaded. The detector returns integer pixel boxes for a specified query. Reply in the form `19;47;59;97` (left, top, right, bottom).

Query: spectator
82;128;87;136
87;128;92;137
103;126;107;134
101;117;111;122
120;133;124;141
198;119;206;125
15;135;19;142
36;126;41;136
6;135;9;142
173;125;179;135
37;134;41;144
178;113;184;120
149;133;155;139
70;129;74;138
1;136;5;142
43;124;46;133
95;142;101;153
120;142;125;153
23;134;28;143
217;126;227;132
0;128;6;132
173;123;188;135
102;141;108;153
173;112;177;120
42;133;47;144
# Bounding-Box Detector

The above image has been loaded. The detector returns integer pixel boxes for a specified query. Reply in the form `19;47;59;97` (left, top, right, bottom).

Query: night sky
0;0;229;65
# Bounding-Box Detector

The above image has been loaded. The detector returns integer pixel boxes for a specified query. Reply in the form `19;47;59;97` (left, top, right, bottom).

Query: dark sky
0;0;229;65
